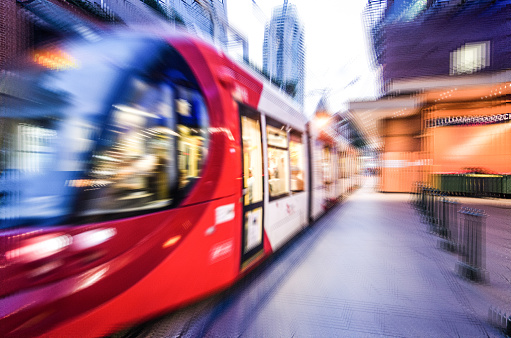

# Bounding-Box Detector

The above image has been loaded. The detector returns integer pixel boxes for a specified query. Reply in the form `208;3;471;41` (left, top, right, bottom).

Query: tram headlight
6;234;72;263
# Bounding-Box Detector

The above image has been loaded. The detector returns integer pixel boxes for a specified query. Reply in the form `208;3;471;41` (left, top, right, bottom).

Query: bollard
456;208;488;282
413;182;421;209
417;182;423;209
432;191;439;234
428;189;434;230
418;185;424;219
423;187;430;222
420;186;429;223
438;197;447;234
423;187;429;221
432;190;442;233
425;187;431;221
448;200;459;251
437;198;458;252
414;182;420;208
428;188;435;226
439;196;447;237
433;191;439;232
419;184;424;211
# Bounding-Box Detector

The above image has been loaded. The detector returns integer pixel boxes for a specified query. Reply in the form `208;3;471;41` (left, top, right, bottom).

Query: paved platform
125;178;510;337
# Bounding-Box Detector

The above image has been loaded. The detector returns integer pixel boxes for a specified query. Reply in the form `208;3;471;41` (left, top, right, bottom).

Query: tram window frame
79;73;210;222
289;131;305;192
266;118;291;201
240;111;264;206
174;84;210;194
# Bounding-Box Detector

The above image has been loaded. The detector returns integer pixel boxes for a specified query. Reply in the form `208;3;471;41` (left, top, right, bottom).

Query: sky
225;0;380;117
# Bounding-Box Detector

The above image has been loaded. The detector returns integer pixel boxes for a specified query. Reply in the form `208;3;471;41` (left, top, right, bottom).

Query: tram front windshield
0;37;209;229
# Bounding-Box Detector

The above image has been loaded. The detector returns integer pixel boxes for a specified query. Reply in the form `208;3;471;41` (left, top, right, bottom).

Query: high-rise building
263;0;305;108
353;0;511;193
364;0;511;91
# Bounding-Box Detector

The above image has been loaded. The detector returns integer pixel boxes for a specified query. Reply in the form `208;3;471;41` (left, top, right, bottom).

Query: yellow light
314;116;330;128
32;48;79;70
163;235;182;248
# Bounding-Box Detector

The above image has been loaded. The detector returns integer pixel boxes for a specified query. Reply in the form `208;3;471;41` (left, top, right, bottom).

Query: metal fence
436;174;511;198
489;306;511;336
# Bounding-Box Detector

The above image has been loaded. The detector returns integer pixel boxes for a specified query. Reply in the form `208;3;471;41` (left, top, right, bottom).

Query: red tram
0;30;360;337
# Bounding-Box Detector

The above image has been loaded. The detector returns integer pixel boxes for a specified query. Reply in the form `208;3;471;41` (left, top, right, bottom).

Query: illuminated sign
427;113;511;128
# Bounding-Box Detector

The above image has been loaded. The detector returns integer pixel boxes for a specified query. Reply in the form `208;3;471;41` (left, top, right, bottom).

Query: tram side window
84;79;176;216
175;85;209;191
242;116;263;205
322;146;332;185
83;78;209;217
266;122;290;198
289;131;304;192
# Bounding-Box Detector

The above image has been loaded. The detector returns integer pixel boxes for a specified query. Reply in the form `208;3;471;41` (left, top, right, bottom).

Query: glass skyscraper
263;0;305;108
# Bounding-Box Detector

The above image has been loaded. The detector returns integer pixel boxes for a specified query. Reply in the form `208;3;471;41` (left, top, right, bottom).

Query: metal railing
489;306;511;336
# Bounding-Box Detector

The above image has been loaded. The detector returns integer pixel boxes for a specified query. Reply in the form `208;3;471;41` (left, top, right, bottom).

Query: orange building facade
377;80;511;193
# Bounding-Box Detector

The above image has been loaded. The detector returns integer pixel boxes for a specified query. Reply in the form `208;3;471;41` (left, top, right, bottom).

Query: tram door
239;104;265;271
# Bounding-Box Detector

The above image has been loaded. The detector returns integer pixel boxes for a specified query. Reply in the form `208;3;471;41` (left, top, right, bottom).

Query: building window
450;41;490;75
266;120;289;199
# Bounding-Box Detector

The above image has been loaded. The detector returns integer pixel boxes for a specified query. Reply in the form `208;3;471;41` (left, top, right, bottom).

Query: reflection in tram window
83;78;209;216
267;123;289;198
241;116;263;205
289;132;304;192
176;85;209;190
177;125;206;189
